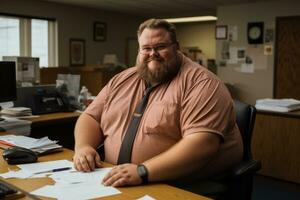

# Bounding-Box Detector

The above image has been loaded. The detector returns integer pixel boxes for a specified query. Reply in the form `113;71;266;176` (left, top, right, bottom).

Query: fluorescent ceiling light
165;16;217;23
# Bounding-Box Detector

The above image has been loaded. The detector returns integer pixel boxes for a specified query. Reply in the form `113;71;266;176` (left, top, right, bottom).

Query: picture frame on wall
94;21;107;41
70;39;85;66
215;25;228;40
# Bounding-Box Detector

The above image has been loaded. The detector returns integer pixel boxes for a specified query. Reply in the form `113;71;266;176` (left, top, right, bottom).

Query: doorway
274;16;300;99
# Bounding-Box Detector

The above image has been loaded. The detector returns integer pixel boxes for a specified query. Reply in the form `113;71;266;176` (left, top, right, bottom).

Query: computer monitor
2;56;40;86
0;62;17;119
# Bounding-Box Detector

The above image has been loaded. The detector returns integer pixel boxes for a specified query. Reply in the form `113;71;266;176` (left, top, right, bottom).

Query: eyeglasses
139;43;175;55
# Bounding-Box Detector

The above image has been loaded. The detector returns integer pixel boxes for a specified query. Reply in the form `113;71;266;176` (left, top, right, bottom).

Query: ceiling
41;0;275;18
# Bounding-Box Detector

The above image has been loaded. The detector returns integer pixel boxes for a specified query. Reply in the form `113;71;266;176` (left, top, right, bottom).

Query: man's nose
149;48;159;56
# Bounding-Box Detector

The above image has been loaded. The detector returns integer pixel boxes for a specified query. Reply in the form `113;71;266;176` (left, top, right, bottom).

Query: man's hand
73;145;102;172
102;164;142;187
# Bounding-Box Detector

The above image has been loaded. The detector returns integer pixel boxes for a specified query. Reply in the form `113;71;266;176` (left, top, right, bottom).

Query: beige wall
176;21;216;60
0;0;145;66
216;1;300;104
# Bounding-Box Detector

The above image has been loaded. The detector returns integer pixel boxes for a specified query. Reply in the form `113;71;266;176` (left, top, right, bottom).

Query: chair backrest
233;100;256;161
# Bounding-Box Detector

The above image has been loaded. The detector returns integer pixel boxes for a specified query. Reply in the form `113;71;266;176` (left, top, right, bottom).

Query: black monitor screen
0;61;17;103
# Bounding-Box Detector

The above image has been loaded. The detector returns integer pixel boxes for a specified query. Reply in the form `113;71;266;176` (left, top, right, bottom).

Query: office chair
221;100;262;200
173;100;261;200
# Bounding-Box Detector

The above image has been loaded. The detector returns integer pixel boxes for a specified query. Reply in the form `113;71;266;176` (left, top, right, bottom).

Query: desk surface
0;149;210;200
257;109;300;119
28;111;81;123
0;112;81;134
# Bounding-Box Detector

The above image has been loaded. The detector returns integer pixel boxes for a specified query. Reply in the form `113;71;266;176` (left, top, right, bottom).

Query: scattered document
240;63;254;73
255;98;300;112
137;195;157;200
0;101;14;109
17;160;74;174
0;135;63;154
0;160;73;179
0;107;32;117
0;117;31;135
50;168;112;185
31;183;121;200
0;159;121;199
30;163;121;199
0;170;47;179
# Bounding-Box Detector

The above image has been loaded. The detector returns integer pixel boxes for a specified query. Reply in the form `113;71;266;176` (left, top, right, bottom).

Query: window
0;17;20;59
0;15;57;67
31;19;48;67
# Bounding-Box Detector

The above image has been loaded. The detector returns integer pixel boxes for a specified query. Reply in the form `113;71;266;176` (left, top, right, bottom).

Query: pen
34;167;72;174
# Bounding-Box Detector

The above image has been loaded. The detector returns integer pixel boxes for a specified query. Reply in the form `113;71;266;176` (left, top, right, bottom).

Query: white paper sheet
240;63;254;73
32;183;121;200
31;168;120;200
50;168;112;185
0;170;46;179
0;135;62;154
228;47;238;64
228;25;238;41
17;160;74;174
0;160;74;179
137;195;157;200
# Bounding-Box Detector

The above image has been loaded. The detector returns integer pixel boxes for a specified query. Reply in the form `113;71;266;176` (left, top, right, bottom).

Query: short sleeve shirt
85;54;243;177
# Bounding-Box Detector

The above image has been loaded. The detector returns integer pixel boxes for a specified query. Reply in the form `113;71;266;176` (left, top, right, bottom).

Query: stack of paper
0;117;31;135
0;135;63;154
0;159;121;199
0;160;121;199
33;164;121;199
255;98;300;112
0;107;32;117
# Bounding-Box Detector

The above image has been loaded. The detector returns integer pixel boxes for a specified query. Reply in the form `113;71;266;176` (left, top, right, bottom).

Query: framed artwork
215;25;228;40
94;21;107;41
69;39;85;66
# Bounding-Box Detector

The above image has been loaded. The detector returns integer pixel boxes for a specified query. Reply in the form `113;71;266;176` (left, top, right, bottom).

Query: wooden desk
252;109;300;184
0;112;80;149
29;112;80;124
0;149;210;200
28;112;80;150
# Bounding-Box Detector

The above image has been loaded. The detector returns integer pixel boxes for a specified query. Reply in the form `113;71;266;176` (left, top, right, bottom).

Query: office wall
0;0;144;66
216;1;300;104
176;21;216;60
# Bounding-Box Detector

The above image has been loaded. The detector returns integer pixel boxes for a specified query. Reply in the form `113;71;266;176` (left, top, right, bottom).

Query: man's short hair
137;19;177;43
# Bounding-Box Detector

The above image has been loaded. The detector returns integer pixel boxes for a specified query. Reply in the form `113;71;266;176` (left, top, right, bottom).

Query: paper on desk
0;160;74;179
0;170;46;179
31;168;121;200
31;182;121;200
50;167;112;185
0;135;57;148
0;135;62;154
17;159;74;174
137;195;157;200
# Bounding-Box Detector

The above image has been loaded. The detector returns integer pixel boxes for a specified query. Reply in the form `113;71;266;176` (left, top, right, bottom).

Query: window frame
0;12;58;67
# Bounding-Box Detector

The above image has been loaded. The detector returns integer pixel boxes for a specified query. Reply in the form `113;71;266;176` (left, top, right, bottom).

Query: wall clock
247;22;264;44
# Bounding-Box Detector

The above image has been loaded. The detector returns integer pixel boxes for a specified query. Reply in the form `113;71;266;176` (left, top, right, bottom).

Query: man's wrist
137;164;149;184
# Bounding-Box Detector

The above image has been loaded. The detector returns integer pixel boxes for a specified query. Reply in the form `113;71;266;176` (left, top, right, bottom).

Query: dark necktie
117;86;154;164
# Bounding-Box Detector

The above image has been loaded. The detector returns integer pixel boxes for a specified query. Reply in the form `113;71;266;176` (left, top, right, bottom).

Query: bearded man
73;18;243;188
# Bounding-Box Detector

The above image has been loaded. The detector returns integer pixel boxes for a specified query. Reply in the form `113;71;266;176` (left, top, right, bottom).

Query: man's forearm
143;132;220;182
74;113;103;150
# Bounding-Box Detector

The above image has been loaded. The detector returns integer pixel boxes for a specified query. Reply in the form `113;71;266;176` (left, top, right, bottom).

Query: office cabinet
252;110;300;183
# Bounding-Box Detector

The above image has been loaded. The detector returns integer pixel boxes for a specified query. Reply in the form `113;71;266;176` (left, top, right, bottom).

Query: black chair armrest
232;160;262;177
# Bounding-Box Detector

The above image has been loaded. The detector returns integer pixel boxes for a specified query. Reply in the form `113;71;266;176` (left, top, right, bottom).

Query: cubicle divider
40;66;122;96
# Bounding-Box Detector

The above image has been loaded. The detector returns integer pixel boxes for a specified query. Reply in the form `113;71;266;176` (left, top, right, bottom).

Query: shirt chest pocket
142;101;181;138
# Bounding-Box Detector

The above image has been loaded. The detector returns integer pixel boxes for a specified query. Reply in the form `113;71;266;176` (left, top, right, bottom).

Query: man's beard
137;53;181;85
